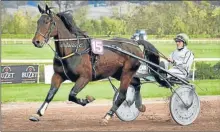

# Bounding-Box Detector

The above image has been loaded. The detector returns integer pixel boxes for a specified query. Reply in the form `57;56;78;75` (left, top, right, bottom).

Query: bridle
34;13;92;81
35;14;56;45
35;13;91;59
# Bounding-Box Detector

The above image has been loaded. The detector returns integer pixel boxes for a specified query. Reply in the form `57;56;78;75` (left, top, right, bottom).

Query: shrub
195;62;220;79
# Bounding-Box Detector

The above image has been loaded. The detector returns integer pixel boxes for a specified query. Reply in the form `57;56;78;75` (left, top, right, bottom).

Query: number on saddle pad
91;39;104;55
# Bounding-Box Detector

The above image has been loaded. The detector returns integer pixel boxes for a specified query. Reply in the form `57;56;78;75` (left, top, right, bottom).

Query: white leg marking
40;102;49;115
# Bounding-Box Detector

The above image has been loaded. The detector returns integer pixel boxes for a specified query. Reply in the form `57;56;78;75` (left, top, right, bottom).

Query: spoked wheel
170;85;200;125
113;85;141;121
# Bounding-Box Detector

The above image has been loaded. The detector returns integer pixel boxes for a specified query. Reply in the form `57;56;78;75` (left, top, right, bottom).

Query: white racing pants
161;59;188;79
167;67;187;79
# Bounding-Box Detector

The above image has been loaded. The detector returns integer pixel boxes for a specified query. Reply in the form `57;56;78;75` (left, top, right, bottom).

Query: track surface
2;96;220;131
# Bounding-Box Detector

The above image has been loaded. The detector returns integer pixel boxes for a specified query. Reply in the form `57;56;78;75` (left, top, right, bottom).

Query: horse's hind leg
68;77;95;106
131;77;146;112
101;64;139;125
29;73;64;122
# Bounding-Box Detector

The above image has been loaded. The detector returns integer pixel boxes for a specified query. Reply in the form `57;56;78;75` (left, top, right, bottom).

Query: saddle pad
91;39;104;55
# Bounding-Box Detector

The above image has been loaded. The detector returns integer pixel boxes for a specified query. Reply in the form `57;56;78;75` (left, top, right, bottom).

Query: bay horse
30;5;161;125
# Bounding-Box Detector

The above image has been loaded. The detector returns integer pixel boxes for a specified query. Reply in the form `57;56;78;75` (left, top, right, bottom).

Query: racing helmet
174;33;189;45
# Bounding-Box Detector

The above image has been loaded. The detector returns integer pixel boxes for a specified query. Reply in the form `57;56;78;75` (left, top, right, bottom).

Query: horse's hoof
100;118;108;126
86;95;95;103
29;114;40;122
138;104;146;112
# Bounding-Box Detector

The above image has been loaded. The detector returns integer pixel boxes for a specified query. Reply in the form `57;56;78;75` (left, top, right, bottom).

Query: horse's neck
53;21;89;58
57;21;73;38
54;22;75;57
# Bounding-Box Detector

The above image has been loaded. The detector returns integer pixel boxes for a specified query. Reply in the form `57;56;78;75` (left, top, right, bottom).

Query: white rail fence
2;58;220;82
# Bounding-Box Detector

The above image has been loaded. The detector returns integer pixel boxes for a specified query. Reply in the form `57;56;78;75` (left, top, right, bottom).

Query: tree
91;20;102;35
72;6;89;27
13;10;28;34
100;17;125;36
63;1;77;11
24;10;38;34
212;7;220;36
2;14;14;34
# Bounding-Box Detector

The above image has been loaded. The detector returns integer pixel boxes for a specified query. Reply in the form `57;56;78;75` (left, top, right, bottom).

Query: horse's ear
45;4;51;14
45;4;49;11
38;5;45;14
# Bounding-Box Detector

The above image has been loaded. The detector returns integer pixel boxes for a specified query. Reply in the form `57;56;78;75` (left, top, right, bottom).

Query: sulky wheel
170;85;200;126
113;85;141;121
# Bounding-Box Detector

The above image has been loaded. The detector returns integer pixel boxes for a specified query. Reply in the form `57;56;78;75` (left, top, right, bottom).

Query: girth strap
90;52;98;80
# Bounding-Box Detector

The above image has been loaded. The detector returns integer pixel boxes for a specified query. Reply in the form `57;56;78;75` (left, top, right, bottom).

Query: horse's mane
56;11;84;36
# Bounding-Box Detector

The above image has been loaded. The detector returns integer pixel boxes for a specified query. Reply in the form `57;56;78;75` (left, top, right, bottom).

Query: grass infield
2;42;220;59
2;79;220;102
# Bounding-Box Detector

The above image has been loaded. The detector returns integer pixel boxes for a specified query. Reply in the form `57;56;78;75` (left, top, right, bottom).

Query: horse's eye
44;18;50;24
44;20;49;24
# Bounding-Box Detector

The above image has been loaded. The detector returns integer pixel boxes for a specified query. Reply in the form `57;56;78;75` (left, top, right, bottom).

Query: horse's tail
136;40;163;84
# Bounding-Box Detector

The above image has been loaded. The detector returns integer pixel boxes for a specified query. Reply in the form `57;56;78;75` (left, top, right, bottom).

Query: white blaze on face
40;102;49;115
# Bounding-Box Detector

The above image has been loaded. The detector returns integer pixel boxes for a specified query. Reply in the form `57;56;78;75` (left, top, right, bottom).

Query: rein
48;37;169;61
45;37;140;60
36;13;170;82
144;48;169;61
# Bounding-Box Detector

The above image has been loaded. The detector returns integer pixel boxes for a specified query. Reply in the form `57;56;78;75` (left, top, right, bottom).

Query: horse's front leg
68;77;95;106
29;73;64;122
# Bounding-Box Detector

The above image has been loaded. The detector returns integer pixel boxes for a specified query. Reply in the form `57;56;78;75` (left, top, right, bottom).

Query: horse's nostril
33;41;40;45
36;41;40;44
33;40;41;47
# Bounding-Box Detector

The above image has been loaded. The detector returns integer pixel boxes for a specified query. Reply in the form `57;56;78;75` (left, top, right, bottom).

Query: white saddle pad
91;39;104;55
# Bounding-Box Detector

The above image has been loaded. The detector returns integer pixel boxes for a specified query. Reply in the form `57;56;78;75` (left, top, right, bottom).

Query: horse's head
32;5;57;48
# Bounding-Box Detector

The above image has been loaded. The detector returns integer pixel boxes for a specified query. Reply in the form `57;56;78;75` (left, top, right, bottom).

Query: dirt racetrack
1;96;220;131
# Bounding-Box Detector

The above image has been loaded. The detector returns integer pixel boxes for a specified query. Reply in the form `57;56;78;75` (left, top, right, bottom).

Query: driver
159;33;194;87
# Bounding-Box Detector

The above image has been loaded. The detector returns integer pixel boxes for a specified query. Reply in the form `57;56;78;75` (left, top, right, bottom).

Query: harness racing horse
30;5;160;125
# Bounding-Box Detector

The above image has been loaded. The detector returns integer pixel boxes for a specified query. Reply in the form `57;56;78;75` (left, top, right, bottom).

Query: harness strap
56;48;90;60
90;51;97;80
61;53;75;59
